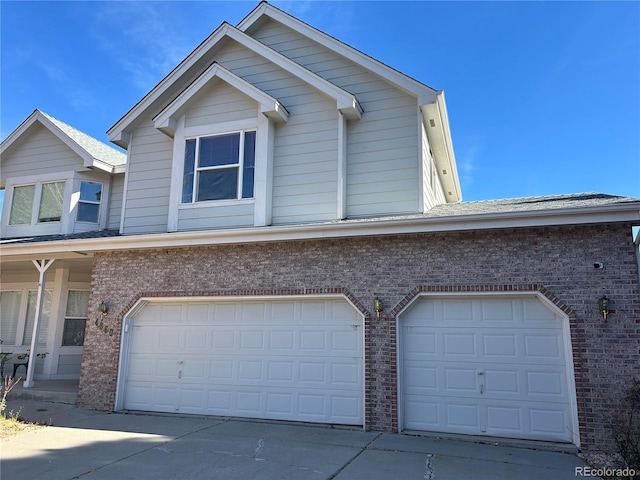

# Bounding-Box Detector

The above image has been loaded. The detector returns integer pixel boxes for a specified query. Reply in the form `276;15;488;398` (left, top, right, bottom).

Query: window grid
183;130;255;203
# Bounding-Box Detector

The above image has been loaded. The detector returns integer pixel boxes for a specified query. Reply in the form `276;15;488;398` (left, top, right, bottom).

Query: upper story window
76;181;102;223
1;171;110;238
9;181;65;225
182;130;256;203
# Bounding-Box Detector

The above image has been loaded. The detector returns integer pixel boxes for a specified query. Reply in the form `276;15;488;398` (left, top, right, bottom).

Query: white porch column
23;259;55;388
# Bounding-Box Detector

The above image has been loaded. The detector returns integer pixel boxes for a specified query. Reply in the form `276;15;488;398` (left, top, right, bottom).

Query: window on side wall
182;130;256;203
76;181;102;223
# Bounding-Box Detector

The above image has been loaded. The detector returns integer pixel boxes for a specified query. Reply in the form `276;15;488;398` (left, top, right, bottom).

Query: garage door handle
178;371;183;379
479;383;484;394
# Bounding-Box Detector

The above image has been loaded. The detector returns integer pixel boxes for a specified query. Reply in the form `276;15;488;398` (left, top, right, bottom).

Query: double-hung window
76;181;102;223
182;130;256;203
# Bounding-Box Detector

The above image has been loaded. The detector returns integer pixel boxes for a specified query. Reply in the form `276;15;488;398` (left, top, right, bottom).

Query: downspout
23;259;55;388
635;229;640;286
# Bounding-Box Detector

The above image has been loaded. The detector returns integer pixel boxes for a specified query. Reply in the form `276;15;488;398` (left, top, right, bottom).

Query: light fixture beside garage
95;301;114;336
598;295;610;321
98;300;109;318
374;297;383;319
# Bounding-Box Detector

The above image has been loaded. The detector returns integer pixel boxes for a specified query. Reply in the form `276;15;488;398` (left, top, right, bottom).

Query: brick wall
79;223;640;451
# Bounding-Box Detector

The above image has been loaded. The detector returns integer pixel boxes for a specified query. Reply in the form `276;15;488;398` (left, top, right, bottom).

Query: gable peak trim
153;62;289;137
2;109;125;174
108;20;362;148
238;2;438;104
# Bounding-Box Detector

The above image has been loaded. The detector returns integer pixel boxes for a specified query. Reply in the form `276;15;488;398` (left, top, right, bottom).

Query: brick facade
79;223;640;451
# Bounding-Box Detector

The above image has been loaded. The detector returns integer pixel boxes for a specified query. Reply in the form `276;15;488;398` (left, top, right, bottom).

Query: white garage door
400;296;575;443
121;298;363;425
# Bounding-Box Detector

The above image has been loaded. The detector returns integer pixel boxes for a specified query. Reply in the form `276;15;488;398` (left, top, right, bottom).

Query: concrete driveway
2;400;586;480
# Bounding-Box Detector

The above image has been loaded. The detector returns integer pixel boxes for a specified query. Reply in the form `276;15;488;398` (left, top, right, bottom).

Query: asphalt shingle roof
426;192;638;217
40;111;127;167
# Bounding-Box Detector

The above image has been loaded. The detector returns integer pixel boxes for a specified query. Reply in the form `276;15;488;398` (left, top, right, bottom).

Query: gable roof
107;1;460;201
154;62;290;137
238;2;440;103
237;2;461;202
1;109;127;174
108;21;362;149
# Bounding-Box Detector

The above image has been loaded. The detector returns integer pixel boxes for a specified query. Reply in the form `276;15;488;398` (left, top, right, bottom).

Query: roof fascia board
238;2;438;105
108;22;361;148
3;203;638;259
1;110;96;169
223;26;362;119
153;62;289;137
107;22;233;148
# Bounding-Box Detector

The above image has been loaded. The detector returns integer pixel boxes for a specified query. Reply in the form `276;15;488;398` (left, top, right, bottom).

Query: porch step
9;380;78;405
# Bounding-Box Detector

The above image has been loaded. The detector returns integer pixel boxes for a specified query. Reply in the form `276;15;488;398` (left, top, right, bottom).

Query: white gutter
2;203;639;260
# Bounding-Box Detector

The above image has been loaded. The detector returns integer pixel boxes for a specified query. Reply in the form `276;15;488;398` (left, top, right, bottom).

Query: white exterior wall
107;174;125;230
1;125;82;179
122;120;174;234
251;19;421;218
177;80;258;230
217;40;339;224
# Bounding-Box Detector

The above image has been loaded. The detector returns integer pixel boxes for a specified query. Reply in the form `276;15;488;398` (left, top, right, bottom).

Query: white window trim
1;171;73;237
2;171;110;237
168;112;273;231
183;129;255;204
74;180;104;225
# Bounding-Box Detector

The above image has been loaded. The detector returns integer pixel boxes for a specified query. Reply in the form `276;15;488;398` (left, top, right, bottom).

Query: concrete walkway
2;399;587;480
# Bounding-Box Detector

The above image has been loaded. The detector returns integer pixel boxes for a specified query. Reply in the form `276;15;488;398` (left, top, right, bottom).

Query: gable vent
429;119;436;127
442;169;447;174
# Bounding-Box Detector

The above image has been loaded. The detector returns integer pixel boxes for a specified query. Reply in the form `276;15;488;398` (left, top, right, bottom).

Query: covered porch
0;251;94;388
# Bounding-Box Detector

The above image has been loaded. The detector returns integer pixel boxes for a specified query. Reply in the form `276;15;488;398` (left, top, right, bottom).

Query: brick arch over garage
117;287;370;322
390;283;587;445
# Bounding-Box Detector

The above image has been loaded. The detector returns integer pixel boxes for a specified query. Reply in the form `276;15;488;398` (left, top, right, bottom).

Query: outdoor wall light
373;297;383;319
98;300;109;318
598;295;610;321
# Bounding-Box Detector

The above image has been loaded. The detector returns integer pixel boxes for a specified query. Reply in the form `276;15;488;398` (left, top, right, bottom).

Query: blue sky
1;1;639;203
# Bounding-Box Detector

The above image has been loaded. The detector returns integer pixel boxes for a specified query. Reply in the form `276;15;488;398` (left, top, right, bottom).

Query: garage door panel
481;300;516;322
447;403;481;429
123;298;363;425
524;334;563;360
483;335;517;357
401;296;574;443
445;368;478;392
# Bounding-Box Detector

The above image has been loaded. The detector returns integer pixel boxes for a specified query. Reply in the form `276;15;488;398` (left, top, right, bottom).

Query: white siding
176;80;257;230
1;124;83;179
107;174;124;230
250;19;421;218
122;120;173;234
184;78;258;128
217;40;339;225
178;203;254;230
